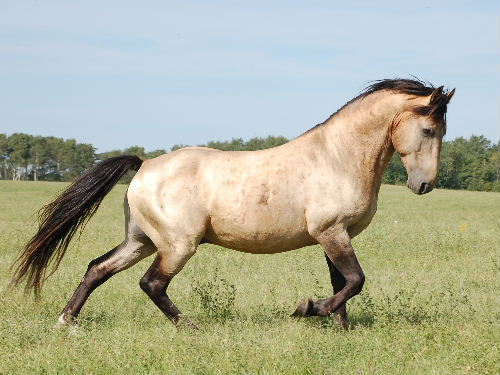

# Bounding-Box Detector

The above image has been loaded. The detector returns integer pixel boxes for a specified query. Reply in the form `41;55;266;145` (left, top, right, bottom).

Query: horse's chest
347;200;378;238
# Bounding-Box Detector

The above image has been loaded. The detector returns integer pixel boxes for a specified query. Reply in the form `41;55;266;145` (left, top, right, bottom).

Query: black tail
11;155;143;298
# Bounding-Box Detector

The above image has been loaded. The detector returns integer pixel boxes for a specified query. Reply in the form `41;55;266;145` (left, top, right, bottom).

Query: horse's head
391;86;455;194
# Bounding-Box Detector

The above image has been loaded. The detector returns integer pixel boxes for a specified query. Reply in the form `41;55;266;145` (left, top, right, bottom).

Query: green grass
0;181;498;374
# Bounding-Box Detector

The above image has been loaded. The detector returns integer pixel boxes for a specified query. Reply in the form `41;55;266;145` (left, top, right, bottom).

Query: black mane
361;78;435;98
303;78;448;134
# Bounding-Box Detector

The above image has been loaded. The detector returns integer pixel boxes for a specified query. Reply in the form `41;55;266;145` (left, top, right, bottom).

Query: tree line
0;133;498;191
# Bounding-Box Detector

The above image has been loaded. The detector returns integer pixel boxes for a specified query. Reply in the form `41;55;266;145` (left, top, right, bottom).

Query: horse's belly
204;215;316;254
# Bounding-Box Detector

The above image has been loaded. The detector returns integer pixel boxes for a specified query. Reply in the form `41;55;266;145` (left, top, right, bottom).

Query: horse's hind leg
55;205;156;327
139;241;197;328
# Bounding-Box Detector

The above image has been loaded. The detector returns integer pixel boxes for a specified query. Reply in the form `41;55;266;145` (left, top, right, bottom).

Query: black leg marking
292;230;365;329
139;257;197;329
324;252;348;328
57;249;116;325
56;237;155;327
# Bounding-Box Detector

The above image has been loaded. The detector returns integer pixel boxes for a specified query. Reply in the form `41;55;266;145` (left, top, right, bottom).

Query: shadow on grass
297;312;376;331
77;310;116;328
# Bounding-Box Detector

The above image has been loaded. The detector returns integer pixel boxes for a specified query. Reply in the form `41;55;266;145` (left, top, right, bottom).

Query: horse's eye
422;128;433;136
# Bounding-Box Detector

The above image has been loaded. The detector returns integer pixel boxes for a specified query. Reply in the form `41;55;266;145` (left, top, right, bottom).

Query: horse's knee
349;271;365;295
358;272;365;293
83;257;112;286
86;259;102;273
139;275;153;295
139;275;166;297
84;247;122;281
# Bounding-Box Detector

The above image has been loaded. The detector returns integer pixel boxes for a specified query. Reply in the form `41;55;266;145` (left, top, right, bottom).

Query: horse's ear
444;88;455;104
429;86;444;104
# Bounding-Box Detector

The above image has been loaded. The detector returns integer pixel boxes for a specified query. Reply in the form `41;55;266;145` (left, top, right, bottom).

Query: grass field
0;180;498;374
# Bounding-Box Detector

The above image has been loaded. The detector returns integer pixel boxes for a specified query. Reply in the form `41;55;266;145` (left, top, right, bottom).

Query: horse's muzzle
407;180;434;195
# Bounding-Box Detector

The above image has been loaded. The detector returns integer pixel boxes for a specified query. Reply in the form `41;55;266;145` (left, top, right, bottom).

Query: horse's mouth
407;181;433;195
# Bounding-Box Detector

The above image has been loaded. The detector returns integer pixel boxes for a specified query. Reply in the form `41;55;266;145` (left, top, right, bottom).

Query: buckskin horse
12;79;455;329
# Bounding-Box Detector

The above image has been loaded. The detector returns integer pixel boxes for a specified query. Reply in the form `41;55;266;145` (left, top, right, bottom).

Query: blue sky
1;1;498;152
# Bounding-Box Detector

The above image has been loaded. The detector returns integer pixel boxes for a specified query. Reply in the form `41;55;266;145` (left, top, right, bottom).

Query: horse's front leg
291;227;364;328
324;252;349;329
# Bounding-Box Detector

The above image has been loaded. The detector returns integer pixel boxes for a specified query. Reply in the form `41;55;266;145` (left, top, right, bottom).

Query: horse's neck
314;92;408;195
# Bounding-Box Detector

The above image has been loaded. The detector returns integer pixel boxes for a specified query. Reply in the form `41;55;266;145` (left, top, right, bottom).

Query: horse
12;78;455;329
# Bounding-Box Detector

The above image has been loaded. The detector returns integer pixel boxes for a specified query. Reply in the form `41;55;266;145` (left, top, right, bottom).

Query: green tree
8;133;32;180
243;136;288;150
383;154;406;185
44;137;66;180
0;132;497;191
436;136;499;191
146;149;166;158
0;134;12;179
30;137;51;181
73;143;96;177
123;146;146;158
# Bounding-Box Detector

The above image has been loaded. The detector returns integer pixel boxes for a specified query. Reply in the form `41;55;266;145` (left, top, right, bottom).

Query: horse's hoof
54;314;70;329
333;314;349;330
174;315;199;330
54;321;66;329
290;298;314;317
